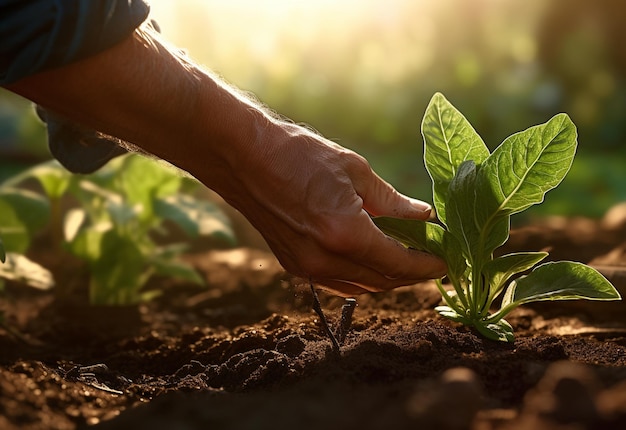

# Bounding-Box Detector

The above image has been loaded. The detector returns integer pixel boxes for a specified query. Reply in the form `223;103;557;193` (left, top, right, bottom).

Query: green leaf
88;230;147;305
118;155;183;218
149;244;204;284
67;225;108;262
421;92;490;224
0;188;50;236
151;257;204;286
444;160;510;268
483;251;549;297
445;160;479;258
373;217;466;280
0;253;54;290
502;261;621;310
0;188;50;255
435;305;470;324
63;208;86;242
2;160;71;200
106;199;140;226
436;305;515;342
476;114;577;228
75;178;121;206
154;194;236;244
474;319;515;342
373;217;444;257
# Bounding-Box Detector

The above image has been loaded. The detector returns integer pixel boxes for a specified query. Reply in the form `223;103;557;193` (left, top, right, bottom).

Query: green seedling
374;93;621;342
0;191;54;292
0;154;235;305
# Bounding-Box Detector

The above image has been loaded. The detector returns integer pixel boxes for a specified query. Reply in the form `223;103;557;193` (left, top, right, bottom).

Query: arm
5;26;447;296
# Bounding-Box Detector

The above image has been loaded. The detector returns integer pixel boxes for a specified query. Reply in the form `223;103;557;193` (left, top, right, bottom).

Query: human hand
5;26;446;297
206;121;448;297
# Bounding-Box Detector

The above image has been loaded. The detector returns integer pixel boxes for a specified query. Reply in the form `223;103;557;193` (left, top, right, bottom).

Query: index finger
344;210;447;282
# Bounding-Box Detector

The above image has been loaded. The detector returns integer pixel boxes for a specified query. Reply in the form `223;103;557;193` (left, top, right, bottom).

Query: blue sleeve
0;0;150;85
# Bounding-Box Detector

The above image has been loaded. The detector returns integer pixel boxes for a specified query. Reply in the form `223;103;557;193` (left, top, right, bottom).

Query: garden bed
2;206;626;430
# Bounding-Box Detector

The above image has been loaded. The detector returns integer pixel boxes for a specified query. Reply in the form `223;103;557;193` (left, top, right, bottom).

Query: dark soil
3;204;626;430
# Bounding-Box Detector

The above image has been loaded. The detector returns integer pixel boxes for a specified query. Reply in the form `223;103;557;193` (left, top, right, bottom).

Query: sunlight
147;0;420;62
146;0;438;89
149;0;408;35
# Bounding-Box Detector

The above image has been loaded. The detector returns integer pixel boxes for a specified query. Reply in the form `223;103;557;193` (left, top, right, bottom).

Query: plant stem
435;279;466;316
470;264;482;319
485;303;518;324
449;276;470;310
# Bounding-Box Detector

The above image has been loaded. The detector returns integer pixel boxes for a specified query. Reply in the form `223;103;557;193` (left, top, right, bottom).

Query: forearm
5;22;447;295
5;26;270;191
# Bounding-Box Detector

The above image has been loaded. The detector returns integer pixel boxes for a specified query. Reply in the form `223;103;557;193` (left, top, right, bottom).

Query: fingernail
409;198;432;213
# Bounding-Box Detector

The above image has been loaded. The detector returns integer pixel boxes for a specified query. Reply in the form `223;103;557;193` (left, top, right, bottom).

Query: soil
3;204;626;430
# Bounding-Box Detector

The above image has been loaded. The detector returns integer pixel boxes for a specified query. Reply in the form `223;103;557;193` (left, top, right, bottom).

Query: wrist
182;75;276;191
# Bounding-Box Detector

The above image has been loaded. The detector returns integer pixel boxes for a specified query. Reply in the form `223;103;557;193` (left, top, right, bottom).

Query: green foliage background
1;0;625;219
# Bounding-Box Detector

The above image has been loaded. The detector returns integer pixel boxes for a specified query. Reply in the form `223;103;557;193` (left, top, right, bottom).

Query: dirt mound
2;210;626;430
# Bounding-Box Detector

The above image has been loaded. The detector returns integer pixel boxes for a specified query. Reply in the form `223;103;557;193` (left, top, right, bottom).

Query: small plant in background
375;93;621;342
0;229;54;340
0;186;55;292
0;154;235;305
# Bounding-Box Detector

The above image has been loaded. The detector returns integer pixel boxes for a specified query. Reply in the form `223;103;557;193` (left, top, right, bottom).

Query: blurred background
1;0;625;221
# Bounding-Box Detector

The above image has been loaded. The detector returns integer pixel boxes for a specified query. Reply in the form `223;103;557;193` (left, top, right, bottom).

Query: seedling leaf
2;160;71;200
422;92;490;224
475;114;577;228
154;194;236;244
445;160;480;257
372;217;467;280
445;160;510;261
118;155;183;220
89;230;146;305
0;189;50;254
64;208;86;242
502;261;621;309
435;305;470;324
482;251;549;297
474;319;515;342
0;253;54;290
151;257;204;286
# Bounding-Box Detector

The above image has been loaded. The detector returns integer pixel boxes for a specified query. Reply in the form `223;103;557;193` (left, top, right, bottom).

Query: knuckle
347;152;373;178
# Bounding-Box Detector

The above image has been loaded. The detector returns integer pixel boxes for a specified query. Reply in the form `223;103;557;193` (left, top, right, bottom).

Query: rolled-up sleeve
0;0;150;85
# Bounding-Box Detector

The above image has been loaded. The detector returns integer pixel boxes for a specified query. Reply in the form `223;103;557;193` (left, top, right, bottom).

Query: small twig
337;298;357;344
65;363;124;395
309;281;340;354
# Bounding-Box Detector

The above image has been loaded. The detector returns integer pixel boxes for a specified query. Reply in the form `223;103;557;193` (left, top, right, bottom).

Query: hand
6;27;446;297
205;121;448;296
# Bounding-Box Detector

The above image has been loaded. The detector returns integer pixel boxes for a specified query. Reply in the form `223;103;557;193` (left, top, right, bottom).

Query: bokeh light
2;0;625;218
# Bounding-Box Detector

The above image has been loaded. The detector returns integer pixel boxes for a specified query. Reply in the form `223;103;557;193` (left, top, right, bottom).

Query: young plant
0;189;54;291
0;154;235;305
374;93;621;342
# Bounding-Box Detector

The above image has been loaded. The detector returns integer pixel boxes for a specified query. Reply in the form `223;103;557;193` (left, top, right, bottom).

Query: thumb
357;169;432;220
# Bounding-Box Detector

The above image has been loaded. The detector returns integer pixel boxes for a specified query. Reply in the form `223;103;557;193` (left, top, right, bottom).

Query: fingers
312;280;371;297
271;210;447;297
351;157;432;220
344;211;448;281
